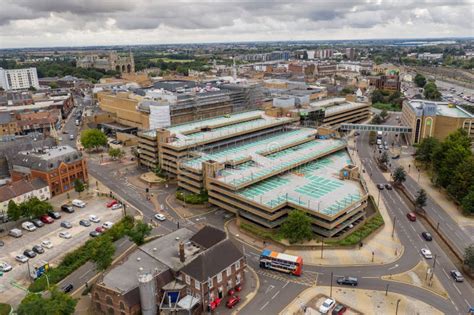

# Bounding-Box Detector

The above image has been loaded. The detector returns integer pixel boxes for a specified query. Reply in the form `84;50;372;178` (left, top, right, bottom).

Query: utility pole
395;299;401;314
385;283;389;296
330;272;333;298
430;254;438;281
320;238;324;259
391;216;397;238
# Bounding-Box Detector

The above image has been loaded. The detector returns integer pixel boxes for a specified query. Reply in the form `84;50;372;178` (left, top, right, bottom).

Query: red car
106;200;118;208
208;298;222;312
226;296;241;309
40;215;54;224
234;284;242;292
228;288;235;296
95;227;106;233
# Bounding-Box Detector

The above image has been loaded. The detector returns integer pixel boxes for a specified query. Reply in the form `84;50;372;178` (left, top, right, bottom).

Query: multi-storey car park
138;110;369;238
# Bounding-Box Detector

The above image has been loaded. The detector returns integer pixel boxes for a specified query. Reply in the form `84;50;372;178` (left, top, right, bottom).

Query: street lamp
395;299;401;315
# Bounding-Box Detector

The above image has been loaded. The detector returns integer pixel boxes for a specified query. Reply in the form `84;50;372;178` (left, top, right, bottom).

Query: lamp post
395;299;401;315
391;216;397;238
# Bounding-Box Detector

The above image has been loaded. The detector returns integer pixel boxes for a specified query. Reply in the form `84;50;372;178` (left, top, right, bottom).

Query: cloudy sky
0;0;473;48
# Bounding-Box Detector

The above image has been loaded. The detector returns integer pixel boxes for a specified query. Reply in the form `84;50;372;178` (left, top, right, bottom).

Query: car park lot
0;197;123;280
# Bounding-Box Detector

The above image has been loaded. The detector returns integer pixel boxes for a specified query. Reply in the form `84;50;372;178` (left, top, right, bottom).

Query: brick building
0;112;19;137
9;145;88;196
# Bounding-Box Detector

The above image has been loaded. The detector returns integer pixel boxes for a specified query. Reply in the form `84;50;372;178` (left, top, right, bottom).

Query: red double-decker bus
259;249;303;276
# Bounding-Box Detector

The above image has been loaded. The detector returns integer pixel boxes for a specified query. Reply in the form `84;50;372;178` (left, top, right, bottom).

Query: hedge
240;222;283;242
326;213;385;246
0;303;11;315
176;190;208;204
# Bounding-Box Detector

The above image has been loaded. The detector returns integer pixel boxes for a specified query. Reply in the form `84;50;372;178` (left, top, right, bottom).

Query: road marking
388;264;399;270
409;225;416;233
259;301;269;311
271;290;280;300
265;285;275;295
465;299;471;308
442;268;450;280
453;284;462;295
282;281;290;288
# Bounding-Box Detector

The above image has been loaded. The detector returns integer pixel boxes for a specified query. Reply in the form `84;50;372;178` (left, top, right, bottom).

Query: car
234;284;242;292
102;221;113;229
376;184;384;190
319;298;336;314
384;145;389;150
450;270;464;282
336;276;358;286
421;248;433;259
59;231;72;239
72;199;86;208
8;228;22;238
111;203;123;210
31;218;44;228
62;130;69;134
228;288;235;296
41;240;53;249
61;204;75;213
89;230;101;237
0;262;12;272
79;219;91;227
354;131;360;136
69;134;74;140
21;221;37;232
226;295;241;309
384;184;392;190
106;200;118;208
95;226;106;233
407;212;416;222
40;215;54;224
60;221;72;229
62;283;74;293
89;215;100;223
47;211;61;220
15;255;28;263
421;232;433;241
154;213;166;221
23;249;37;258
332;304;347;315
391;154;400;159
378;144;383;150
32;245;44;254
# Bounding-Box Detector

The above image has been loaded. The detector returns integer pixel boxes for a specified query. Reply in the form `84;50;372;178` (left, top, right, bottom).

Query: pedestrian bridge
340;123;412;133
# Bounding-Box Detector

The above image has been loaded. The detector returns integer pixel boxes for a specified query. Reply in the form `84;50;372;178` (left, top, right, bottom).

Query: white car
89;215;100;223
102;221;114;229
59;231;72;239
15;255;29;263
41;240;53;249
0;262;12;272
319;298;336;314
21;221;37;232
111;203;122;210
421;248;433;259
154;213;166;221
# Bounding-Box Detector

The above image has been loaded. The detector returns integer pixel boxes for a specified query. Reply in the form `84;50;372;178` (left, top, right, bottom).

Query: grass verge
240;222;283;242
372;102;402;111
325;213;385;246
0;304;11;315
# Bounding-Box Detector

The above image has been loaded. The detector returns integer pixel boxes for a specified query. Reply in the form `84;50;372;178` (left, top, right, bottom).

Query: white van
9;228;23;238
72;199;86;208
21;221;37;232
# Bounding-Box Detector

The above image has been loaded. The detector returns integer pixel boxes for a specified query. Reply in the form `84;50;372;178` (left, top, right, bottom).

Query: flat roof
436;104;471;118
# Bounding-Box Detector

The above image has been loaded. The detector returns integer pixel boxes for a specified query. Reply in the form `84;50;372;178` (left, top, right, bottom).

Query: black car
31;218;44;228
32;245;44;254
384;184;392;190
376;184;384;190
421;231;433;241
89;230;100;237
61;205;75;213
62;283;74;293
336;276;358;286
79;219;91;227
23;249;37;258
48;211;61;219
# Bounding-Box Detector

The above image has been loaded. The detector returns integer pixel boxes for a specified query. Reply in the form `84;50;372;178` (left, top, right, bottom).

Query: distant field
150;58;194;63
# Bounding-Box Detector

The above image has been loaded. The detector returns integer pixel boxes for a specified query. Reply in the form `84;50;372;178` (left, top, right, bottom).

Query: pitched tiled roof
0;178;47;202
189;225;226;249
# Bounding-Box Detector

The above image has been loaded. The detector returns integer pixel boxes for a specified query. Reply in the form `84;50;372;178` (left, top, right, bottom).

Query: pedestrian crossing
255;268;318;287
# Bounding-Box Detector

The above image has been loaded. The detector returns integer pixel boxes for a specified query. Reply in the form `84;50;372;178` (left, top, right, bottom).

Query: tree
49;82;58;89
372;114;383;125
414;189;427;210
393;166;407;186
90;235;115;270
380;109;389;120
127;221;152;245
415;137;440;164
371;89;385;104
464;244;474;270
108;147;121;160
280;210;313;244
368;131;377;145
414;73;426;88
26;197;53;218
28;86;37;92
379;151;389;165
461;191;474;215
7;200;21;221
80;129;107;151
340;87;353;95
17;288;77;315
374;55;383;65
73;179;85;196
423;82;442;100
447;157;474;201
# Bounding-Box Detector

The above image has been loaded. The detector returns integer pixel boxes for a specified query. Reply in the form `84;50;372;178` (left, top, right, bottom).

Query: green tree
464;244;474;270
393;166;407;186
80;129;107;151
90;235;115;270
341;87;353;95
415;137;440;164
26;197;53;218
372;114;383;125
17;288;77;315
380;109;389;120
49;82;58;89
447;157;474;201
368;131;377;145
280;210;313;244
73;179;85;196
423;82;442;100
379;151;389;164
127;221;152;245
414;73;426;88
374;55;383;65
414;189;427;210
371;89;385;104
461;191;474;215
7;200;21;221
108;147;121;160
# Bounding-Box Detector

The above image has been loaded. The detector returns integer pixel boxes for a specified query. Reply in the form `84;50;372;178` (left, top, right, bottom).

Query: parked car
95;226;106;233
450;270;464;282
69;134;74;140
23;249;37;258
384;184;392;190
62;283;74;293
40;215;54;224
421;232;433;241
154;213;166;221
406;212;416;222
72;199;86;208
319;298;336;314
61;204;75;213
111;203;122;210
336;276;358;286
376;184;384;190
89;215;100;223
102;221;113;229
106;200;118;208
59;231;72;239
89;231;101;237
15;255;28;263
8;228;23;238
226;295;241;309
0;262;12;272
60;221;72;229
32;245;44;254
41;240;53;249
47;211;61;220
421;248;433;259
31;218;44;228
79;219;91;227
234;284;242;292
21;221;37;232
228;288;235;296
332;304;347;315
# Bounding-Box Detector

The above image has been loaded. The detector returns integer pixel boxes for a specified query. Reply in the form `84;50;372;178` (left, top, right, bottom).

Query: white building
0;67;40;91
0;178;50;213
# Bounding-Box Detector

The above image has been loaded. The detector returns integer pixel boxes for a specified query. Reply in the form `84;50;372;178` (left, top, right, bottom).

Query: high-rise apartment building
0;67;40;91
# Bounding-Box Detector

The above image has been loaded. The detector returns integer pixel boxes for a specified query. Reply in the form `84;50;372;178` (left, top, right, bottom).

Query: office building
0;67;40;91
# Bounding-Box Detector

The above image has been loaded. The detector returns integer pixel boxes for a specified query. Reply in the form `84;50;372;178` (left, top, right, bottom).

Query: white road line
409;225;416;233
260;301;269;311
447;224;454;231
282;281;290;288
453;284;462;295
442;268;450;280
465;299;471;308
271;290;280;300
388;264;399;270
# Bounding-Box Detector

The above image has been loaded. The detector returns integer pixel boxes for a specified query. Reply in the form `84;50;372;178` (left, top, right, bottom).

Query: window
106;296;113;305
217;272;222;283
119;302;125;310
226;267;231;277
195;280;200;290
95;293;100;301
185;275;190;285
208;278;213;289
236;260;241;269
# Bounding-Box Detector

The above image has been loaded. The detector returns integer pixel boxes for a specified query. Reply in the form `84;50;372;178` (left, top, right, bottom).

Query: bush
372;102;402;112
0;303;11;315
176;190;208;204
326;214;384;246
240;222;282;242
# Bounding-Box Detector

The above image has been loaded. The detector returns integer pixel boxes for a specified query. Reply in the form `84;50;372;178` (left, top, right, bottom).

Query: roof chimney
179;242;185;263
